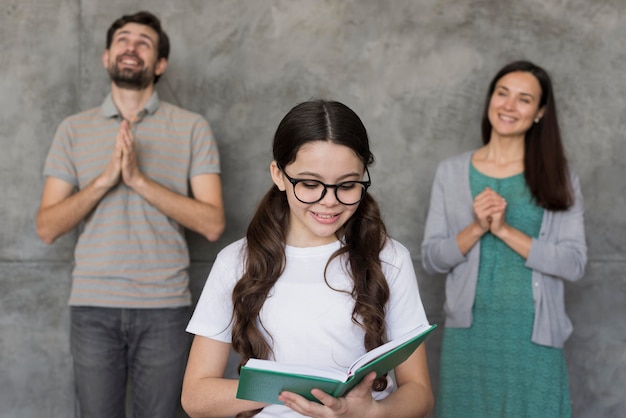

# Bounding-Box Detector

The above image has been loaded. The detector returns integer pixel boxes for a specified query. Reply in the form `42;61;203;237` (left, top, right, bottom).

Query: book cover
236;323;437;404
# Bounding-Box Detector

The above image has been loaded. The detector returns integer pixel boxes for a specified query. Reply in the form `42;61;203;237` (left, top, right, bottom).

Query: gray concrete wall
1;1;624;417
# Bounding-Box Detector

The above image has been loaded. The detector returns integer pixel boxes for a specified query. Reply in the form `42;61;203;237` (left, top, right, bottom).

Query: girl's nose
318;187;339;206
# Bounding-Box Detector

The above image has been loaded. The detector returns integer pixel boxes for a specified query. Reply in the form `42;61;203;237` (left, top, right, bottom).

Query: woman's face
271;141;366;247
487;71;545;141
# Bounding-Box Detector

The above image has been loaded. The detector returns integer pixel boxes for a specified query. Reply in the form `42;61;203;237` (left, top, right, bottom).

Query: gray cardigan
421;151;587;348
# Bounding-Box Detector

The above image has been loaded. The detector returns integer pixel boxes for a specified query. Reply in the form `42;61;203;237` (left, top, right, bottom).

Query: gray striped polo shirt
43;92;220;308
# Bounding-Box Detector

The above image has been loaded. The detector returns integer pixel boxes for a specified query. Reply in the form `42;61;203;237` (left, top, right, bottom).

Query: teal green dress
437;164;571;418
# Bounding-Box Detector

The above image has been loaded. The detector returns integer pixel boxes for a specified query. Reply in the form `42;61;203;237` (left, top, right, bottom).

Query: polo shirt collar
101;91;161;120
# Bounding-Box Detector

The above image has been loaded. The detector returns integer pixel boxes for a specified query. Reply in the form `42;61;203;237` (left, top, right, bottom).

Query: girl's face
271;141;366;247
487;71;545;141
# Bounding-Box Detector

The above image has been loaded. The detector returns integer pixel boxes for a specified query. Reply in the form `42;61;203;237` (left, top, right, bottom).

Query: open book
236;323;436;404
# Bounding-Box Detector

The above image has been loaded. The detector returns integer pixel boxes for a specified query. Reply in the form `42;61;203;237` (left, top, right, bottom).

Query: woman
421;60;586;417
183;100;434;417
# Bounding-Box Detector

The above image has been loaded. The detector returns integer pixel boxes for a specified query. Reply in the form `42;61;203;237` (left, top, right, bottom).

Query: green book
236;323;437;405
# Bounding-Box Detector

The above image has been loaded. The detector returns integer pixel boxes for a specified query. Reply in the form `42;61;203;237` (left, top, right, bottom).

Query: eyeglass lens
293;180;365;205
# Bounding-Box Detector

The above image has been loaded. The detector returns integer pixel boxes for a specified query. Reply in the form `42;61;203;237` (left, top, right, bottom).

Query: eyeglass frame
277;163;371;205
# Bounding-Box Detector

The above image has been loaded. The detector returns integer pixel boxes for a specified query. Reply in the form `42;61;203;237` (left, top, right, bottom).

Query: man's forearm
128;175;225;242
36;179;112;244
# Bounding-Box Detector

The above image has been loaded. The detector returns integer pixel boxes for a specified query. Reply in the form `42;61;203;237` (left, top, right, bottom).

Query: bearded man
36;11;225;418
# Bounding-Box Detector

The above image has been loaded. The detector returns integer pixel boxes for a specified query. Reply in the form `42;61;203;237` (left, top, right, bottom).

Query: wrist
93;173;116;192
364;399;383;418
127;171;147;191
472;221;488;237
491;224;509;240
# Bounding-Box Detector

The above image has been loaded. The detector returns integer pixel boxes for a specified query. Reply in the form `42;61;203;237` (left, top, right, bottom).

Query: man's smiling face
103;22;166;90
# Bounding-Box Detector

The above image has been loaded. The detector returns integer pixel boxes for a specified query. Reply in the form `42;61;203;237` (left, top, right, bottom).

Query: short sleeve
383;239;430;340
186;240;245;341
189;117;221;178
43;119;79;186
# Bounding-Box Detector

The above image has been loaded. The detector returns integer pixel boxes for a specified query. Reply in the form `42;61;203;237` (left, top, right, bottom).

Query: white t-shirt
187;238;429;417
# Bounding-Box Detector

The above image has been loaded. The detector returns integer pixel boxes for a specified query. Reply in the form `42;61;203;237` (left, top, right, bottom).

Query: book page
244;358;350;382
346;322;431;376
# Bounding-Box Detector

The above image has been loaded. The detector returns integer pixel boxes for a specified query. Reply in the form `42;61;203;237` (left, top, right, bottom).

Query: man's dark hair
106;11;170;83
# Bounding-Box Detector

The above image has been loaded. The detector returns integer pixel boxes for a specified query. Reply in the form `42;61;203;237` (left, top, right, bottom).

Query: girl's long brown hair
231;100;390;417
481;60;573;211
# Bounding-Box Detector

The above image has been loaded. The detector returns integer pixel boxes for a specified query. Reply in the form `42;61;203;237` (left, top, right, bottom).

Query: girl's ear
270;161;287;191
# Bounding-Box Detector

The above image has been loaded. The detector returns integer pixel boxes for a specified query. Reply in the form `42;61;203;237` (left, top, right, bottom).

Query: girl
182;100;433;418
422;61;587;417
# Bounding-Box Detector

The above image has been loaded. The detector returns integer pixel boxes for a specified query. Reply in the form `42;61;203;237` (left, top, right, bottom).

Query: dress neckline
470;160;524;180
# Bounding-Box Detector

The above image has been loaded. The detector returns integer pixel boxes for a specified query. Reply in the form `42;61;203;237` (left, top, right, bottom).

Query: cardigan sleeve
421;158;468;275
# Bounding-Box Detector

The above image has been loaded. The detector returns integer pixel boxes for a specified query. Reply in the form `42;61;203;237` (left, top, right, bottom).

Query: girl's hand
278;372;379;418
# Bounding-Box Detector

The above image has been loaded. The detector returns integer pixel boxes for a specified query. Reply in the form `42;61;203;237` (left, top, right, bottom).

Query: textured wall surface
1;1;624;417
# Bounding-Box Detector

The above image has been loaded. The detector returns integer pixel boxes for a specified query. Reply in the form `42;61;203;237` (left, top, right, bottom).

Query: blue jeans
70;306;190;418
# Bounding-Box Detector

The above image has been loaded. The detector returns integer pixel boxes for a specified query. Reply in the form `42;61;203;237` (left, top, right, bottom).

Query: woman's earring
534;117;540;123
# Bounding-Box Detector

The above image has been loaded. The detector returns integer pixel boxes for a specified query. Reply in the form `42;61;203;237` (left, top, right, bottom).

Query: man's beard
108;54;154;90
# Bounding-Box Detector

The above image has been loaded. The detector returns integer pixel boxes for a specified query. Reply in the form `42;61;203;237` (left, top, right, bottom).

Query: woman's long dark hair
480;60;573;210
231;100;390;417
